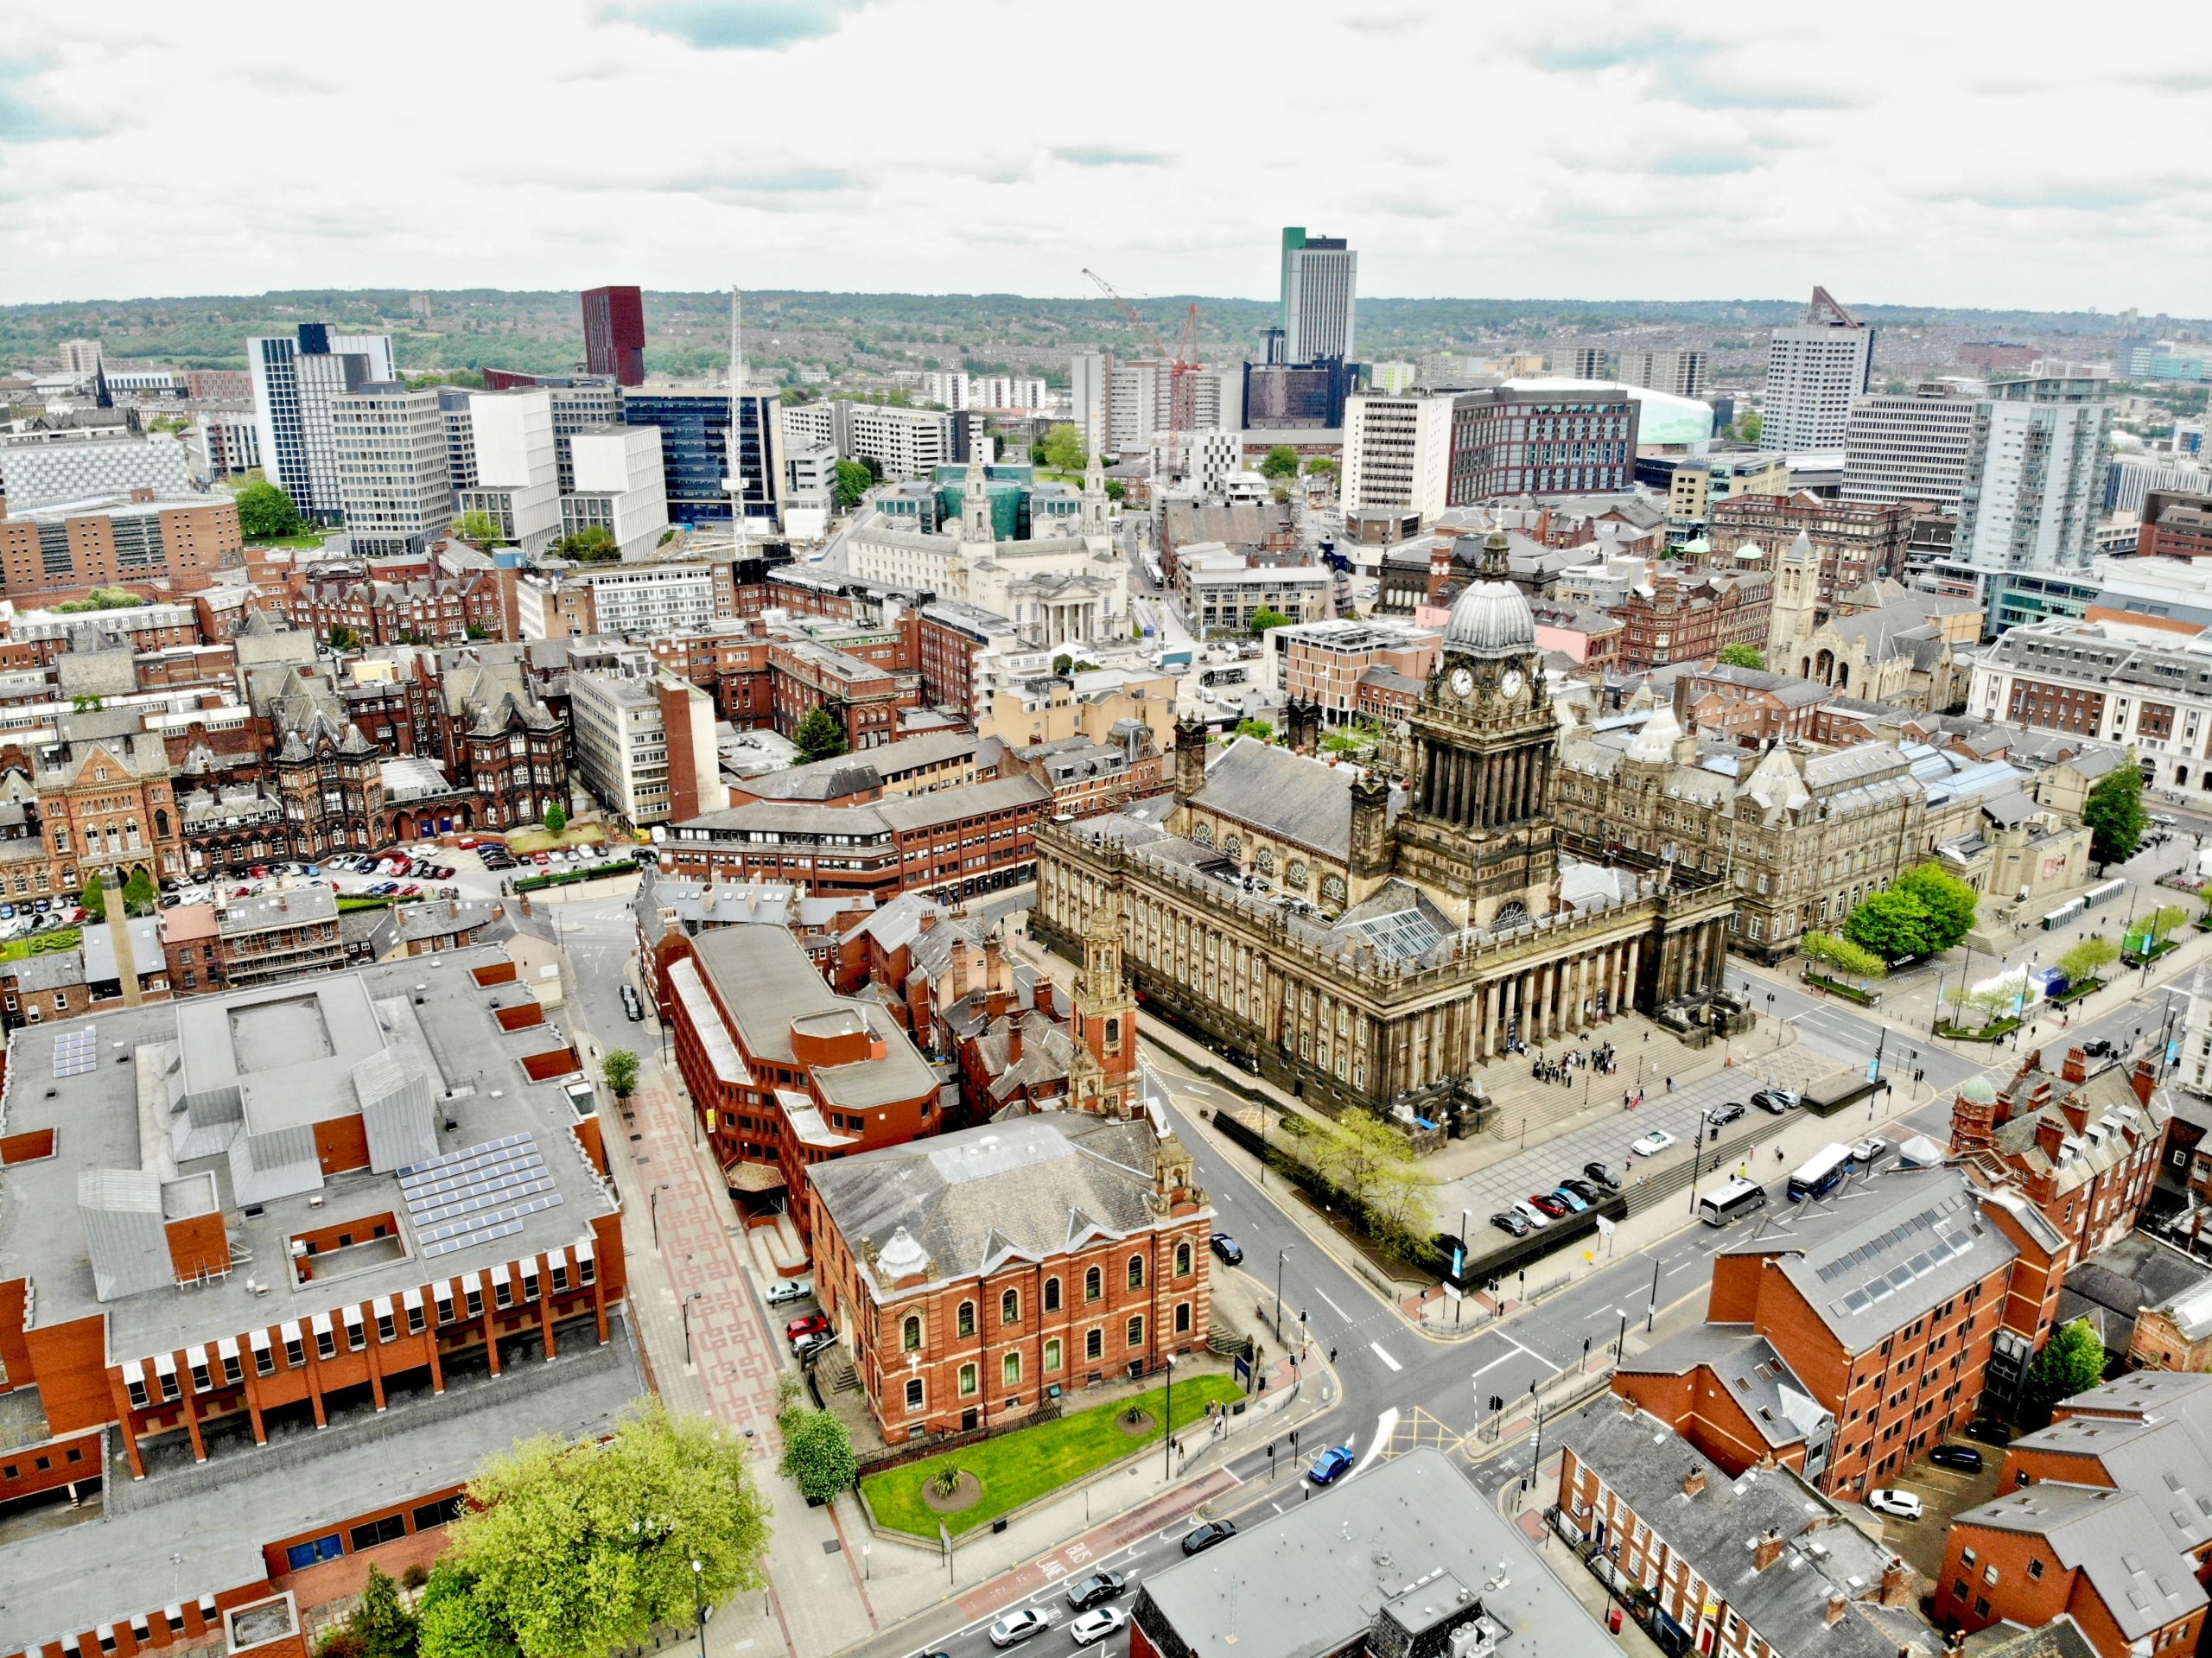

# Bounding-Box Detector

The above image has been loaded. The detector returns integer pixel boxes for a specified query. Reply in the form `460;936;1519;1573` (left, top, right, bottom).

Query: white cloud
2;0;2208;312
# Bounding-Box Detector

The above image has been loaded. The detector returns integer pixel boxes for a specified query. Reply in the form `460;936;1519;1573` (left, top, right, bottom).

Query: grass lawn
0;928;82;961
245;534;329;549
505;824;608;854
863;1372;1243;1538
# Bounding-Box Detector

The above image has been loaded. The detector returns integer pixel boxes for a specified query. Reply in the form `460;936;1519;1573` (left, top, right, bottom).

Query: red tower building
581;285;645;386
1067;892;1141;1116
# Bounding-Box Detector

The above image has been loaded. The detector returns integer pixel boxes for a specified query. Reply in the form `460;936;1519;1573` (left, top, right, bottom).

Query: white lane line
1471;1350;1517;1378
1497;1331;1555;1369
1665;1258;1705;1276
1314;1288;1349;1319
1369;1341;1403;1372
1349;1408;1400;1481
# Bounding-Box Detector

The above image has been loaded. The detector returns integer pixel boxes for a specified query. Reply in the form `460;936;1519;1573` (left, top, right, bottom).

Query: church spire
959;450;994;542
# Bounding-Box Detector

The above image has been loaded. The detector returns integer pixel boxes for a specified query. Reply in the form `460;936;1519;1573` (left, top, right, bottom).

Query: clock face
1449;666;1474;696
1501;668;1525;698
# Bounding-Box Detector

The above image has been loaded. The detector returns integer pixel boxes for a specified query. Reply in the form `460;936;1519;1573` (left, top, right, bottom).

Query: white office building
1281;228;1357;362
56;339;104;382
1760;288;1873;454
569;660;676;826
563;425;669;556
457;388;561;554
438;388;478;492
548;378;625;491
1102;361;1230;454
574;562;718;634
1952;378;2111;578
1071;352;1109;458
329;382;452;555
843;403;955;480
2107;453;2212;517
1616;348;1709;400
919;371;969;410
248;327;396;520
1840;379;1982;509
0;431;196;509
783;400;836;452
189;409;262;478
1341;393;1453;522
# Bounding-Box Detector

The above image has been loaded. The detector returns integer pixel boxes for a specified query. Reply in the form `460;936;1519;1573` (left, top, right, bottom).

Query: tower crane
1081;268;1204;445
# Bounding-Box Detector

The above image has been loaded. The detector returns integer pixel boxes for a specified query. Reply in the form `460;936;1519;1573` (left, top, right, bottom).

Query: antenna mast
728;285;749;557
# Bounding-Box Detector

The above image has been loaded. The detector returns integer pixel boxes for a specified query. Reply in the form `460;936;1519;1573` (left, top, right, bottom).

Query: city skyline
5;1;2209;312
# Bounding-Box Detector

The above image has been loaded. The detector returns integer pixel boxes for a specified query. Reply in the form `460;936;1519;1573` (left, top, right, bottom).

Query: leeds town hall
1033;540;1735;1115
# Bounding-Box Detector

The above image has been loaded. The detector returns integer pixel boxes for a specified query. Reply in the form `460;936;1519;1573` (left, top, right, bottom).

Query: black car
1490;1210;1531;1238
1582;1160;1623;1191
1560;1178;1605;1205
1210;1232;1243;1266
1181;1520;1236;1555
2082;1037;2115;1059
1929;1445;1985;1473
1433;1230;1471;1259
1708;1102;1746;1128
1751;1089;1798;1114
1065;1571;1127;1610
1962;1419;2012;1447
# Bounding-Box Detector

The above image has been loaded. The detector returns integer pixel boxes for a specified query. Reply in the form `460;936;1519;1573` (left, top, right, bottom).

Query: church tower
1067;893;1139;1116
1394;527;1559;928
958;453;995;543
1765;530;1820;663
1081;447;1109;534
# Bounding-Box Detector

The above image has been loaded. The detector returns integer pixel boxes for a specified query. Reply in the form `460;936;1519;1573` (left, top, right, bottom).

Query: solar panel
397;1134;562;1255
53;1029;99;1077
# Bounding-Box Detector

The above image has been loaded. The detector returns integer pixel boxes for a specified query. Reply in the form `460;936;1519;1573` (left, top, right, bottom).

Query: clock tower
1394;526;1558;927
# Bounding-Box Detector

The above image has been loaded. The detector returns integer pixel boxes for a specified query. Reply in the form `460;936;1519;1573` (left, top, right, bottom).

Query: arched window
1174;1241;1192;1277
1045;1337;1064;1372
1255;848;1276;875
1321;874;1346;906
1104;1016;1121;1050
1192;822;1214;848
1044;1276;1062;1312
957;1363;977;1397
1001;1288;1020;1326
1286;860;1309;888
1085;1265;1103;1302
957;1300;976;1337
1085;1328;1103;1361
1002;1351;1021;1387
1224;834;1243;858
1127;1254;1145;1291
154;809;170;840
901;1316;922;1352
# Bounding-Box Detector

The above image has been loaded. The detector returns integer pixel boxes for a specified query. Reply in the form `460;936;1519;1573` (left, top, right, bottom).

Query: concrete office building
455;389;560;555
56;338;104;380
1761;288;1874;453
1842;379;1981;509
1071;351;1108;458
190;409;262;478
1560;343;1609;380
1279;226;1357;362
1952;378;2113;582
436;388;478;492
581;285;645;385
842;402;954;480
569;660;707;827
0;431;196;510
328;384;452;556
546;378;625;491
1341;392;1454;521
561;426;668;556
248;326;396;521
1616;346;1710;399
1452;384;1642;499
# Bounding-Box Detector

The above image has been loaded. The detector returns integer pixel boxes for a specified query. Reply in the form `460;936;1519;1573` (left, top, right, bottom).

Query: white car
1850;1137;1891;1166
1070;1608;1126;1647
1630;1129;1679;1158
1509;1199;1554;1230
989;1608;1051;1647
1866;1489;1923;1520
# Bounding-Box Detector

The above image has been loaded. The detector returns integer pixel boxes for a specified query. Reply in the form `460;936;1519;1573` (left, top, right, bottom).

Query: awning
247;1329;271;1352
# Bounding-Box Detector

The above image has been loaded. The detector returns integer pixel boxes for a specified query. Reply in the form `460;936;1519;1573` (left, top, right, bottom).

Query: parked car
1510;1199;1554;1230
1560;1178;1605;1205
1548;1186;1589;1214
764;1279;813;1306
1866;1490;1923;1520
1307;1445;1356;1486
1527;1192;1571;1218
1850;1137;1891;1166
1490;1210;1531;1238
1630;1129;1678;1157
785;1313;830;1344
988;1609;1050;1648
1930;1445;1985;1473
1180;1520;1236;1555
1963;1419;2012;1446
1708;1102;1745;1128
1064;1571;1126;1611
621;984;645;1021
2082;1037;2115;1058
793;1331;837;1363
1069;1609;1126;1648
1751;1088;1801;1114
1210;1232;1243;1265
1583;1161;1623;1191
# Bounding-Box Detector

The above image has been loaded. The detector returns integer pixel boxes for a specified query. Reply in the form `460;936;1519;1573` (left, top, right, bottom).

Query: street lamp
1616;1308;1629;1365
652;1182;671;1252
690;1560;706;1658
683;1291;702;1366
1687;1108;1713;1216
1162;1355;1177;1480
1274;1245;1295;1339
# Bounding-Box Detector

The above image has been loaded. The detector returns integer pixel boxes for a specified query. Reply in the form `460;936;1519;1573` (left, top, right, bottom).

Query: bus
1200;666;1247;688
1698;1178;1769;1227
1786;1143;1854;1203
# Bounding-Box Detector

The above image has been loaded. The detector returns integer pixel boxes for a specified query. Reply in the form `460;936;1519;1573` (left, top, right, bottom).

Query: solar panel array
54;1029;99;1077
397;1134;563;1258
1346;908;1441;962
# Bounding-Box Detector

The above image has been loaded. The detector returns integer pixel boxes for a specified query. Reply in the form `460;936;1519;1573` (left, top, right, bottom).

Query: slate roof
1612;1324;1832;1452
1955;1483;2207;1639
1961;1616;2103;1658
1188;737;1402;860
2004;1409;2212;1561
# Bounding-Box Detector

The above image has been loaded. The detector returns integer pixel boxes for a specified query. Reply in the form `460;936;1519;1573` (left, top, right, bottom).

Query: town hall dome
1443;579;1536;657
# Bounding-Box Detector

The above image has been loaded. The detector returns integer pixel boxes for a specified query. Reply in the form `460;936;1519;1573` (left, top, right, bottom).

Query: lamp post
1687;1108;1713;1217
1162;1356;1176;1480
1616;1308;1629;1365
691;1560;707;1658
652;1183;670;1252
1456;1210;1470;1326
683;1291;702;1366
1274;1245;1295;1340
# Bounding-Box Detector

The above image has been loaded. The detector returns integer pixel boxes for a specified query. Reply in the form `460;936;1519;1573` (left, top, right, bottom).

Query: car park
1307;1445;1356;1485
1069;1609;1125;1647
1583;1161;1622;1191
1866;1490;1923;1520
1210;1232;1243;1265
1180;1520;1236;1555
1510;1199;1553;1229
988;1610;1050;1648
1929;1445;1985;1473
1527;1192;1570;1218
793;1331;836;1363
1064;1571;1126;1611
764;1278;813;1306
1491;1210;1531;1238
1631;1129;1678;1157
785;1313;830;1344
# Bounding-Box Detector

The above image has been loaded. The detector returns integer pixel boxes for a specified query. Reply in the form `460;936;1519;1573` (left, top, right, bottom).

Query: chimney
950;942;972;1003
2131;1057;2158;1106
1878;1559;1915;1608
1006;1019;1023;1068
919;912;938;935
2034;1113;2067;1163
1824;1592;1848;1627
1682;1466;1707;1498
1754;1529;1784;1572
2062;1045;2088;1084
2057;1092;2089;1135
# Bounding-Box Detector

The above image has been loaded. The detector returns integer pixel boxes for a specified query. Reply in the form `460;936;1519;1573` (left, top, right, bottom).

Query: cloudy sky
5;0;2207;312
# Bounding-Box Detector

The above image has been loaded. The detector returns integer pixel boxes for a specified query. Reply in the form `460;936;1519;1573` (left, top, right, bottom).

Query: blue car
1549;1185;1590;1214
1308;1445;1356;1486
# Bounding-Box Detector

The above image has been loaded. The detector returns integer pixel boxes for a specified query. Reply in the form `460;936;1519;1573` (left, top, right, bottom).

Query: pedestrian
1329;1345;1338;1363
1666;1076;1675;1093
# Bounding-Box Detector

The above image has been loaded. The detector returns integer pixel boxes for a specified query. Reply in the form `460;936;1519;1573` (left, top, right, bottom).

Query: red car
785;1313;830;1345
1527;1193;1572;1219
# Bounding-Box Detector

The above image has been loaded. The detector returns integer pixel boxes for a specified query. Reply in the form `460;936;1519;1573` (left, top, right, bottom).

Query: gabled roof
1955;1483;2207;1639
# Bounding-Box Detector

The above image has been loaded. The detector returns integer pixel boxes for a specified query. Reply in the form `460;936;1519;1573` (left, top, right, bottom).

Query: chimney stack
2131;1057;2158;1105
1007;1018;1024;1068
2034;1113;2067;1163
1824;1592;1848;1627
1754;1529;1784;1572
2062;1045;2088;1084
1681;1467;1707;1498
1878;1559;1915;1608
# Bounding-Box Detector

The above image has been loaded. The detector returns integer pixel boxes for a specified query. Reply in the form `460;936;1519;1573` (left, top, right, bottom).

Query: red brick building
1674;664;1834;746
808;1115;1212;1439
281;570;505;646
768;637;919;751
1709;496;1916;618
2139;491;2212;561
1611;569;1772;672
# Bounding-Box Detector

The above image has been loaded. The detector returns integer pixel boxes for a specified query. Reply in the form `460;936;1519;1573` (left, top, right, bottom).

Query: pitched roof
1956;1483;2207;1639
1188;738;1399;860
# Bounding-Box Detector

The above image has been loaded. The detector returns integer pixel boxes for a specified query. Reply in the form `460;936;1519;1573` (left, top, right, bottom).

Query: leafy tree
1321;729;1366;756
2022;1318;2106;1428
2056;934;2119;986
2134;904;2191;953
122;868;157;917
438;1401;770;1658
1841;887;1936;962
778;1407;857;1503
1258;445;1300;481
1735;412;1763;444
1052;653;1075;677
1104;479;1126;501
79;875;107;922
236;479;305;540
858;454;883;484
1800;930;1886;980
552;526;618;562
328;626;362;651
55;587;146;613
791;707;849;764
543;803;567;835
2083;763;2147;867
1041;423;1087;473
466;621;492;639
831;459;873;511
1233;719;1274;742
1305;456;1338;485
601;1049;639;1102
1249;606;1294;635
1892;863;1980;952
416;1564;516;1658
349;1566;420;1658
454;511;508;550
1716;643;1765;669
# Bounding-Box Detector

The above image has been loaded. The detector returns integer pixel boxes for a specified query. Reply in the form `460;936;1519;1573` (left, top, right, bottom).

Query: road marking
1471;1351;1516;1378
1314;1288;1348;1319
1497;1331;1554;1369
1349;1409;1399;1480
1665;1258;1704;1276
1368;1341;1402;1371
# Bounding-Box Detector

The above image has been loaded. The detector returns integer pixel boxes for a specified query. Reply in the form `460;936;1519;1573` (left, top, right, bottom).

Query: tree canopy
601;1050;639;1101
1041;423;1087;473
453;510;509;550
420;1401;771;1658
791;706;849;764
1249;606;1295;635
1840;863;1978;962
2056;934;2119;986
551;526;617;562
1891;863;1980;951
236;478;305;540
1258;445;1300;480
2022;1318;2106;1428
831;459;873;511
1716;643;1765;669
2083;764;2147;867
778;1406;858;1503
1800;930;1886;980
543;803;567;835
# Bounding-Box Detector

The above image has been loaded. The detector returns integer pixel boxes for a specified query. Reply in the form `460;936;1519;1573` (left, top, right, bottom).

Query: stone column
1624;937;1643;1013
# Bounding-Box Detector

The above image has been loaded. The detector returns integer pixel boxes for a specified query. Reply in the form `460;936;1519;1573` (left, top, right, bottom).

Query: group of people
1527;1040;1618;1088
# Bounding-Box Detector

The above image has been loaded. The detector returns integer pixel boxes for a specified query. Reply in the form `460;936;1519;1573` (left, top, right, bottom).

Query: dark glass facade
623;391;780;526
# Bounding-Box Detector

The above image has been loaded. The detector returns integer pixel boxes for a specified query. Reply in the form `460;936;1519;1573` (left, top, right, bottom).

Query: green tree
601;1049;639;1102
1041;422;1087;473
429;1401;769;1658
1248;606;1294;635
2134;904;2191;953
236;479;305;540
1233;719;1274;742
349;1566;420;1658
2056;934;2120;987
454;510;508;549
1892;863;1980;952
2021;1318;2106;1428
328;626;362;651
467;621;492;639
543;803;567;835
552;525;618;562
1304;456;1338;487
1800;930;1887;980
791;707;849;764
778;1407;857;1503
1258;445;1300;481
122;868;157;918
2083;764;2147;867
1840;887;1936;962
79;875;107;922
1735;412;1763;444
416;1564;516;1658
831;459;873;511
1052;653;1075;677
1716;643;1765;670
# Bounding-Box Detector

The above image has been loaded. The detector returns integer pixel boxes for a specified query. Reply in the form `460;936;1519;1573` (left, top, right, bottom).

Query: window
1175;1302;1192;1334
902;1316;923;1353
578;1253;596;1286
464;1283;484;1318
1001;1288;1020;1326
406;1300;425;1335
1044;1276;1062;1312
349;1515;407;1551
957;1363;978;1397
1045;1337;1063;1372
2028;1559;2044;1581
412;1497;465;1531
550;1261;570;1293
1085;1266;1103;1302
1174;1241;1192;1276
189;1356;213;1393
285;1331;307;1368
254;1343;276;1378
957;1300;976;1337
1982;1564;1999;1585
125;1373;149;1409
1128;1255;1145;1291
222;1350;243;1386
315;1323;337;1361
1085;1328;1103;1361
493;1276;513;1310
1126;1315;1144;1349
905;1377;924;1413
1002;1352;1021;1387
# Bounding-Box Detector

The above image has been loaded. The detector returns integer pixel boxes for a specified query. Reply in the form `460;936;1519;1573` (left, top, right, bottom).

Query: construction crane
1082;267;1203;440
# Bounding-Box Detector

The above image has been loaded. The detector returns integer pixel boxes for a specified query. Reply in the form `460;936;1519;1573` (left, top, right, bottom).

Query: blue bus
1786;1143;1853;1202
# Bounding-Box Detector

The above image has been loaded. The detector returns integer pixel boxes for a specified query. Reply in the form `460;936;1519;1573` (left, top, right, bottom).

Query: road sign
1594;1216;1616;1239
